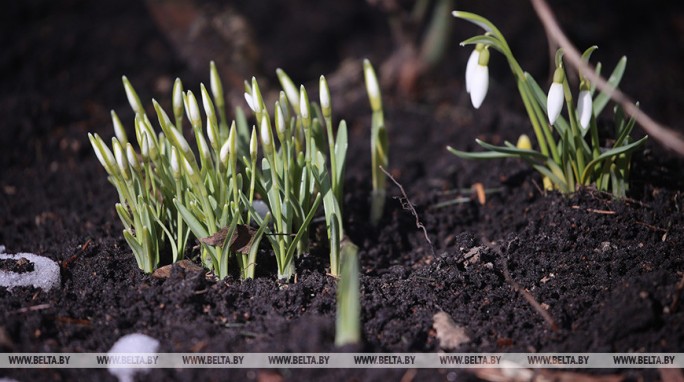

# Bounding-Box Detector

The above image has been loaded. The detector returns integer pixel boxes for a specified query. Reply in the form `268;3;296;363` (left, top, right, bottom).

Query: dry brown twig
379;166;435;255
530;0;684;156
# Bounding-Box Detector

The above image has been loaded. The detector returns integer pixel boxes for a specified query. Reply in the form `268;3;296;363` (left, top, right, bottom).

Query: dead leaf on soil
152;259;204;279
199;224;256;254
432;311;470;350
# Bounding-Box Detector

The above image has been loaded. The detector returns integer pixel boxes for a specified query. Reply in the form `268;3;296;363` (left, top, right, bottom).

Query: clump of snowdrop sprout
363;59;388;226
449;11;647;197
91;60;360;281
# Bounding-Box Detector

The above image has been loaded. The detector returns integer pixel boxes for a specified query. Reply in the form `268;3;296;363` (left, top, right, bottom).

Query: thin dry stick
503;265;559;332
531;0;684;156
379;166;435;255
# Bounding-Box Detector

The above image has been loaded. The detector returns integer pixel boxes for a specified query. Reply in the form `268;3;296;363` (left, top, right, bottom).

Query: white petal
465;49;479;94
244;92;256;112
577;90;593;130
260;115;272;147
546;82;564;124
170;147;180;176
469;64;488;109
186;91;201;126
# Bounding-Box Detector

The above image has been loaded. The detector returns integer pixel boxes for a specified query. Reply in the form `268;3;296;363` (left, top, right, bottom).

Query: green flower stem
517;80;551;158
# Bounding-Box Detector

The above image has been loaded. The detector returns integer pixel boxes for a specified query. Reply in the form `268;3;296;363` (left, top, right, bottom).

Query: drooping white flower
576;90;593;130
465;49;479;94
469;64;488;109
547;67;565;124
546;83;564;124
468;47;489;109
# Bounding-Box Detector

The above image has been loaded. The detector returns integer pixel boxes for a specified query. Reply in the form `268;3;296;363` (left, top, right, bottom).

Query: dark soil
1;0;684;381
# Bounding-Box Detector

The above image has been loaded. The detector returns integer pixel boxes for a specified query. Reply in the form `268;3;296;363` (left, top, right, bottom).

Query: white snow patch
107;333;160;382
0;247;60;291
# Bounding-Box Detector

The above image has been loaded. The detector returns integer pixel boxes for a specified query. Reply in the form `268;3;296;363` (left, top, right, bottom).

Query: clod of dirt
432;311;470;350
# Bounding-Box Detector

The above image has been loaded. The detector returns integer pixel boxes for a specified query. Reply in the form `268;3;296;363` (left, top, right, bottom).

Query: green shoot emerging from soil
447;11;647;197
89;61;366;281
363;59;389;225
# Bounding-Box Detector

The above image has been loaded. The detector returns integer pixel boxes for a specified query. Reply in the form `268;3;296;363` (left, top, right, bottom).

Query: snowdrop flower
576;89;592;130
465;43;484;94
468;47;489;109
546;67;565;124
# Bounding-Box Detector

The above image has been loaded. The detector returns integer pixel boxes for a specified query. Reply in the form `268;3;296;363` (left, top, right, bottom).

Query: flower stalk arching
448;10;647;197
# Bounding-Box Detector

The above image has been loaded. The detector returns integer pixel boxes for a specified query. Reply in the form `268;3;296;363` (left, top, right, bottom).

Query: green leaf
174;198;209;239
581;45;599;63
580;135;648;184
335;238;360;347
459;35;505;54
335;120;348;187
452;11;503;37
475;139;547;160
115;203;134;230
284;193;322;267
593;56;627;115
447;145;513;159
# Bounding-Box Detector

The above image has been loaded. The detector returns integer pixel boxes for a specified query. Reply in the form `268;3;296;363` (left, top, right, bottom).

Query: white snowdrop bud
113;138;130;180
111;110;127;146
220;139;231;168
363;59;382;112
276;68;300;113
319;75;331;118
576;90;593;130
251;77;264;114
244;92;256;112
210;61;224;107
141;133;150;159
200;84;216;125
183;156;194;177
275;101;287;140
186;90;201;127
546;67;565;124
169;127;191;155
172;79;183;118
170;147;181;178
299;85;310;120
126;143;139;171
196;132;211;163
260;115;273;154
122;76;144;115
